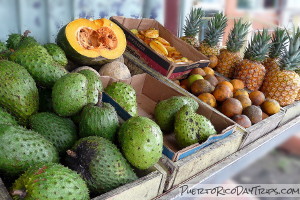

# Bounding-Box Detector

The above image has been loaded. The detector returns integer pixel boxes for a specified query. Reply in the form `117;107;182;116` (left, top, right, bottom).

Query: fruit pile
178;8;300;126
176;67;281;128
131;28;193;64
0;18;167;199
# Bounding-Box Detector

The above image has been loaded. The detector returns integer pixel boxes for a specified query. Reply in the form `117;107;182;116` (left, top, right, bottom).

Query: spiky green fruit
118;116;163;169
0;41;7;52
6;33;22;50
52;73;88;117
154;96;199;133
0;124;59;175
65;136;137;194
105;82;137;116
44;43;68;66
11;163;89;200
0;60;38;124
9;45;68;88
29;112;78;154
77;68;103;104
16;36;39;50
174;106;216;148
0;107;18;125
79;103;119;141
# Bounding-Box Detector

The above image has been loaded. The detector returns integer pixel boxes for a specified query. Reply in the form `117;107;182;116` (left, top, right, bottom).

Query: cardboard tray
0;164;166;200
122;51;285;148
100;73;237;162
110;16;209;80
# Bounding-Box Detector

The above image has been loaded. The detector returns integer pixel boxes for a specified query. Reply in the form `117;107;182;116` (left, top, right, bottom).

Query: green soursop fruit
0;60;38;124
0;107;18;125
65;136;137;194
44;43;68;66
38;87;53;112
9;45;68;87
79;103;119;141
11;163;89;200
15;36;39;50
29;112;78;154
6;33;22;50
118;116;163;170
154;96;199;133
105;82;137;116
78;69;103;104
52;73;88;116
0;41;7;52
174;106;217;148
0;124;59;175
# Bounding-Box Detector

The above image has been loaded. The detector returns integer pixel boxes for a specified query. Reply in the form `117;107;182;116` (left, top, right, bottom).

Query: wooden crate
279;101;300;127
158;130;244;191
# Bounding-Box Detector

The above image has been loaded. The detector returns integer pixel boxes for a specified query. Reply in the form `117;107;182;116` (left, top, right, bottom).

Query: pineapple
180;8;204;48
262;28;288;77
198;12;227;56
234;29;271;91
261;28;300;106
215;19;251;78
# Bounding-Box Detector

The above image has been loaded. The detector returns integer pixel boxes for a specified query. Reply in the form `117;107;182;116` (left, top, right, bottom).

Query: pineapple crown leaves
244;29;272;62
269;28;288;59
203;12;227;47
183;8;204;37
280;27;300;71
226;19;251;53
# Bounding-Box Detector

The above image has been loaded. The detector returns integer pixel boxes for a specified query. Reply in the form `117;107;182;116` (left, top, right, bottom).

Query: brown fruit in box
243;105;262;124
203;67;214;75
262;112;269;120
216;75;226;83
191;79;214;96
204;74;218;87
234;89;249;98
190;68;206;76
217;81;234;92
180;79;189;89
232;115;252;128
198;93;217;108
208;55;218;68
261;99;281;115
213;84;233;102
180;84;188;90
235;95;252;109
249;90;265;106
230;79;245;92
173;80;180;85
221;98;243;117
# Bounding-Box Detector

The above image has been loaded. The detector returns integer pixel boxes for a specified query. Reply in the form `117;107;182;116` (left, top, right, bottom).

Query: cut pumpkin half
56;18;126;65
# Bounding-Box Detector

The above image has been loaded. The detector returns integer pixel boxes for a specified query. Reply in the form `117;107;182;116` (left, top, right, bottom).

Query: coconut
99;61;131;79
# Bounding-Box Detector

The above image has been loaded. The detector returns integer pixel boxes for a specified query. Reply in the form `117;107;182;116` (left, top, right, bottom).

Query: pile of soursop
0;32;163;199
154;96;217;148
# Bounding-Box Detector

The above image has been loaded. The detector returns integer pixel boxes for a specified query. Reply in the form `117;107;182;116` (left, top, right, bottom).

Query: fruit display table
154;115;300;199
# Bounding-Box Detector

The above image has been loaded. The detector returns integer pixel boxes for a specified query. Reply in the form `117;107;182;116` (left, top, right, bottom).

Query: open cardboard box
110;16;209;80
100;73;237;161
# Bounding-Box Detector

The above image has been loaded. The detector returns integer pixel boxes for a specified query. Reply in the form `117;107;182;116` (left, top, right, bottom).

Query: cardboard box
110;16;209;80
0;164;166;200
100;73;237;161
